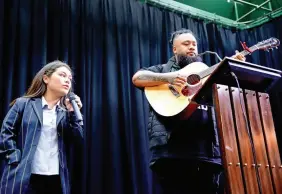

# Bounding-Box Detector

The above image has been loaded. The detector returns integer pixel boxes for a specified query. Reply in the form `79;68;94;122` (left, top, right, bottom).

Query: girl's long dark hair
10;60;73;106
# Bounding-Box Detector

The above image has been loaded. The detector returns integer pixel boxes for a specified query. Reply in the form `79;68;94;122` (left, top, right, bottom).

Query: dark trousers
27;174;62;194
152;159;225;194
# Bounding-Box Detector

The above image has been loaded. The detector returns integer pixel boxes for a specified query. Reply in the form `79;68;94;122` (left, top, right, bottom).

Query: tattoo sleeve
136;71;174;83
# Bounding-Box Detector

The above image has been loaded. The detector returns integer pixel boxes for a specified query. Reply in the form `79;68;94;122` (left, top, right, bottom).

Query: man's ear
173;45;177;55
43;75;49;84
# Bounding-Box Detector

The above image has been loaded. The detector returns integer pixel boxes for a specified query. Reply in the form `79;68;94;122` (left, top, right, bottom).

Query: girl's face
43;66;72;98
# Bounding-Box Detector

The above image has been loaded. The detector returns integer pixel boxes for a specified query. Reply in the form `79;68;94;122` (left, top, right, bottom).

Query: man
132;29;245;194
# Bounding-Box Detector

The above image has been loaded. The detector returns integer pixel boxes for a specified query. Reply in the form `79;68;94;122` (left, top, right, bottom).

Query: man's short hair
169;29;196;45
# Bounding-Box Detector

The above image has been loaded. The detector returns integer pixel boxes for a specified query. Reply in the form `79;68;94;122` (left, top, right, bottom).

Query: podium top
192;57;282;104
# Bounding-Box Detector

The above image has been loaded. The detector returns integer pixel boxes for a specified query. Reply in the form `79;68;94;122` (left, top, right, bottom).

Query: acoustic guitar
144;38;280;118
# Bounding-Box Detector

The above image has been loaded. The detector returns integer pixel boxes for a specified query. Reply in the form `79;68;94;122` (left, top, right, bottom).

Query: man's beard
176;54;203;68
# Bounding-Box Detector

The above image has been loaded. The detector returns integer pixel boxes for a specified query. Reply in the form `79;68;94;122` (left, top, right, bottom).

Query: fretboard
198;46;258;79
198;64;220;79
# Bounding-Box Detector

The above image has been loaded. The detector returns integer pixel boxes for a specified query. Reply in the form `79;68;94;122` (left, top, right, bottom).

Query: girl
0;60;83;194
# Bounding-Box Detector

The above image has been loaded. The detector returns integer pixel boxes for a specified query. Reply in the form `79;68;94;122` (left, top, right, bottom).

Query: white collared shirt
31;97;60;175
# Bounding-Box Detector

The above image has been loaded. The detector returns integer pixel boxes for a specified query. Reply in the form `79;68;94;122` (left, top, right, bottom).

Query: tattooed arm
132;70;186;88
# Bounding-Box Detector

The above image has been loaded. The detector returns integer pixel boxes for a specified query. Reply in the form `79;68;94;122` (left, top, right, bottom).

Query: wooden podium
192;58;282;194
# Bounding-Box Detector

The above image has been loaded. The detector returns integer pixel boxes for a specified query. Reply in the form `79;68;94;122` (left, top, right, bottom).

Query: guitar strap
161;63;172;73
161;56;176;73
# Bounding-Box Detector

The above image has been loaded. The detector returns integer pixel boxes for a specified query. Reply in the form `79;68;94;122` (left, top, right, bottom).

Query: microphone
197;51;223;62
68;92;83;125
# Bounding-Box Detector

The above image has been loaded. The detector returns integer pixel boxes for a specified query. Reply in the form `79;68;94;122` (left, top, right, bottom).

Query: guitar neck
239;45;258;56
198;63;220;79
198;46;259;79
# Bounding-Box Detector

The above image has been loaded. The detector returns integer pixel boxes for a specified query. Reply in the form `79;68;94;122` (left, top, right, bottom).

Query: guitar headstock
256;38;280;51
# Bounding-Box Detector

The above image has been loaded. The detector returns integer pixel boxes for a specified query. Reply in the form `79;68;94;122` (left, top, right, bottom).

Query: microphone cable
230;71;262;194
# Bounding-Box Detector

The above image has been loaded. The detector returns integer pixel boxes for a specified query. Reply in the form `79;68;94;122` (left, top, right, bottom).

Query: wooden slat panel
231;87;259;194
213;84;245;194
245;90;274;194
258;92;282;194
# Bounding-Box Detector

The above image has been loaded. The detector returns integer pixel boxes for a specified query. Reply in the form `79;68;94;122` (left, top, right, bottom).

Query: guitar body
144;62;210;117
144;37;280;117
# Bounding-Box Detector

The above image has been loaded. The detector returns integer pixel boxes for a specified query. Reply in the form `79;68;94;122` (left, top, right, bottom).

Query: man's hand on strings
232;50;246;61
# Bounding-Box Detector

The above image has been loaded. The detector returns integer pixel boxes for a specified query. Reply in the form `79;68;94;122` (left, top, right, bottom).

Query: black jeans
151;159;225;194
27;174;62;194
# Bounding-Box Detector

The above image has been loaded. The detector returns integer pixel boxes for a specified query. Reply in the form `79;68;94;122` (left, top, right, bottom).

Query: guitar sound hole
187;74;201;85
